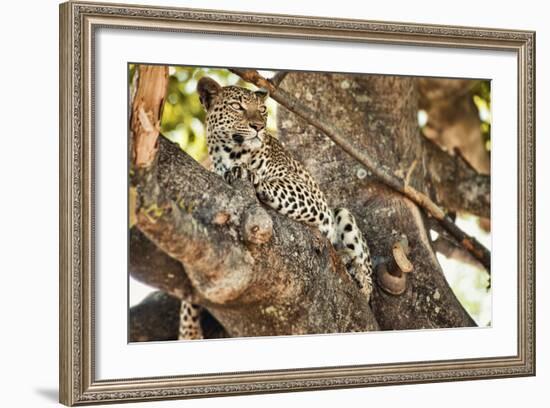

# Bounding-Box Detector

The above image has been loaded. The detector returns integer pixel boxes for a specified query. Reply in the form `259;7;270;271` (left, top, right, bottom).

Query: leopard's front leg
223;165;247;184
338;247;373;299
223;165;259;186
255;178;373;300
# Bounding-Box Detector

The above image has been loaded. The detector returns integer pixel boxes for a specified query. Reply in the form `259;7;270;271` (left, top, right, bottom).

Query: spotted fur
177;77;374;340
178;300;203;340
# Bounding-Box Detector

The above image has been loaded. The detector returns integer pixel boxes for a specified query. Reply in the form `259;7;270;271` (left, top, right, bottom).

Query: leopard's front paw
338;249;373;301
358;272;373;300
351;262;373;301
224;166;248;184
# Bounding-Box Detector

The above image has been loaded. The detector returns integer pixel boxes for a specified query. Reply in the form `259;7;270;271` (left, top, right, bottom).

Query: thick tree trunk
277;73;476;329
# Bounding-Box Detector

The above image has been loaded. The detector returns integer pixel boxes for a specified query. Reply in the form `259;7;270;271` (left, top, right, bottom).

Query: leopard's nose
249;122;264;132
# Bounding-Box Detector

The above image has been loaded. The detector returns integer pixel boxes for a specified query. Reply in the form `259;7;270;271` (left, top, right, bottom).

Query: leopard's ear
197;77;221;110
255;88;269;100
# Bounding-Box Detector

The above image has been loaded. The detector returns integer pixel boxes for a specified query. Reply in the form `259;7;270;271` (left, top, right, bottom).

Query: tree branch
424;138;490;218
270;71;288;87
432;236;484;268
129;226;196;301
230;68;490;272
130;65;169;169
130;291;180;342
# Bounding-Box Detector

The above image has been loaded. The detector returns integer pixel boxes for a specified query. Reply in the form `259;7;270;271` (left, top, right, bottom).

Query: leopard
178;76;373;340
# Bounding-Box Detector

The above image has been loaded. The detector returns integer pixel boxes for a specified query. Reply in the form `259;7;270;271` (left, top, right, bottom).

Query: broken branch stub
377;237;414;296
131;65;169;169
242;204;273;245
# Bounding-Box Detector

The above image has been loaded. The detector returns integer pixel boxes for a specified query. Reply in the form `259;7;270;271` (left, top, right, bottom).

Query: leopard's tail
178;300;204;340
332;207;373;298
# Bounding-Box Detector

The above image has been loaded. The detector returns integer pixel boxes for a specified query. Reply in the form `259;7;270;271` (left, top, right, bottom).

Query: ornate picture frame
59;1;535;405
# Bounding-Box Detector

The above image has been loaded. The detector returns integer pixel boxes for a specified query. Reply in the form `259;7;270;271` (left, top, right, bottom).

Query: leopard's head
197;76;269;150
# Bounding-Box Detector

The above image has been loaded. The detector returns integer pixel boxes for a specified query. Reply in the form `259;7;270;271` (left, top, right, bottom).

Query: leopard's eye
259;105;267;114
230;102;243;110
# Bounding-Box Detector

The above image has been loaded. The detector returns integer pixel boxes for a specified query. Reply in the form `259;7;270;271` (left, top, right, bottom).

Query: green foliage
160;67;211;161
472;80;492;152
128;64;136;88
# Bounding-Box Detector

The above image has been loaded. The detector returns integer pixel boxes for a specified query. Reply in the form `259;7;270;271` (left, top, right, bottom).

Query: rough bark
277;72;476;329
131;65;169;169
424;138;490;219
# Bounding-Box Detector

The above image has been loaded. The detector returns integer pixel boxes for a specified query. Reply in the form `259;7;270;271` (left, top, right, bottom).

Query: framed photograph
59;1;535;405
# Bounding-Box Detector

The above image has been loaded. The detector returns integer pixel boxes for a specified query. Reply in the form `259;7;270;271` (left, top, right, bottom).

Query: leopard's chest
207;134;284;182
209;143;256;176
